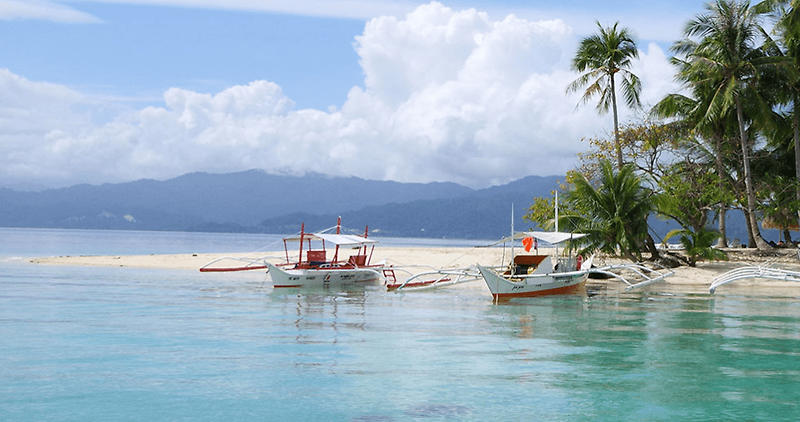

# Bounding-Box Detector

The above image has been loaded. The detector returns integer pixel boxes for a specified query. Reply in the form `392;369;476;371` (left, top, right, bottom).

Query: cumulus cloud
1;2;680;188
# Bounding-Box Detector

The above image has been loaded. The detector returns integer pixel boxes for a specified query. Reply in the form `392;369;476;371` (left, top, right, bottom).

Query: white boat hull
267;263;383;288
477;265;589;299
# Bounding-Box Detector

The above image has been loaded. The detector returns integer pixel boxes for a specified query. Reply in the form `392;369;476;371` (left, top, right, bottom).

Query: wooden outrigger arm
709;264;800;293
387;266;482;291
199;256;271;272
588;262;675;290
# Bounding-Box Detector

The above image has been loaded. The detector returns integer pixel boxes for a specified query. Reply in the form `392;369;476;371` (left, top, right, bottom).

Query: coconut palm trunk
610;75;623;169
794;93;800;225
715;133;729;247
735;96;771;249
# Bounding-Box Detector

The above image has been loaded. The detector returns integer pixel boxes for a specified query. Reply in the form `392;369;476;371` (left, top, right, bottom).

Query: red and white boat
266;222;384;288
477;231;594;300
201;218;385;289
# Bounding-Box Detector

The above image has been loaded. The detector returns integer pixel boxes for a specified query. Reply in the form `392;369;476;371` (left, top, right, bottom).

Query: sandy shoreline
27;247;508;272
28;246;800;296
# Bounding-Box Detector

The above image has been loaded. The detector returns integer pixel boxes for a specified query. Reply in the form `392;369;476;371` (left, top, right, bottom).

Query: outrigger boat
473;199;594;300
201;218;385;289
200;218;483;291
477;231;594;300
475;197;675;300
200;216;674;294
475;231;677;299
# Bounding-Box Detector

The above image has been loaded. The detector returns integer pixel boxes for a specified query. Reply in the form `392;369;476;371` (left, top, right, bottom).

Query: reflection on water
479;293;800;420
272;290;369;345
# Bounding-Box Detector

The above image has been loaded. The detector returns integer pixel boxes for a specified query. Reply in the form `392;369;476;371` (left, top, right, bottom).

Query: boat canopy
492;231;587;246
315;233;378;247
284;232;378;247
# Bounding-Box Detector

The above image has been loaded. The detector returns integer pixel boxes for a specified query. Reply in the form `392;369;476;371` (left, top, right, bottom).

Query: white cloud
72;0;417;20
0;2;680;189
0;0;416;22
0;0;103;22
633;42;684;109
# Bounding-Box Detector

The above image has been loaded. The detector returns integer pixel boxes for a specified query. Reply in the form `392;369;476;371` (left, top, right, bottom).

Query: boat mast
333;216;341;262
298;223;305;263
554;191;560;266
555;191;559;232
364;225;373;264
363;225;369;256
510;204;515;260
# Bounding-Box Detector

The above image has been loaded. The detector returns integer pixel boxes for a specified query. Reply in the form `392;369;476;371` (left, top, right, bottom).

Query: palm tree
757;0;800;225
664;227;729;266
561;160;656;262
652;57;745;248
673;0;776;250
567;21;642;170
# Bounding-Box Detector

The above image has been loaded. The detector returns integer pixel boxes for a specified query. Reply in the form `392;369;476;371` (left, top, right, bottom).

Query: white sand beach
29;246;800;296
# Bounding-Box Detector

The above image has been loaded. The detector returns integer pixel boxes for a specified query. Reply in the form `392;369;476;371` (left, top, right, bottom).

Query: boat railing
557;257;578;273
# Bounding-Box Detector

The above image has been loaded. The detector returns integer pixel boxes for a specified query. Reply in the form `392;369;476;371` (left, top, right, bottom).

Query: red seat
348;255;367;266
306;250;326;262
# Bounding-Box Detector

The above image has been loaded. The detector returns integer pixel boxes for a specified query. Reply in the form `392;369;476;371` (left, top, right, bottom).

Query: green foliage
664;227;729;266
657;160;733;233
577;120;692;184
668;0;784;250
524;195;556;231
757;173;800;232
567;21;642;168
553;1;800;259
561;160;656;262
674;0;775;128
567;21;642;113
523;180;576;231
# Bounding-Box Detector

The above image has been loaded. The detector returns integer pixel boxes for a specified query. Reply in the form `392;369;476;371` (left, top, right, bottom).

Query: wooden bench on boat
508;255;548;275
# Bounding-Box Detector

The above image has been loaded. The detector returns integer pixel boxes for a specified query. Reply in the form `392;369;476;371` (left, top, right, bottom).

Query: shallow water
1;229;800;421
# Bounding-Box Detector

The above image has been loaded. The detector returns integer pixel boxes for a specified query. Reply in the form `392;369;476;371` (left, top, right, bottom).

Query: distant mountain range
0;171;561;239
0;170;777;241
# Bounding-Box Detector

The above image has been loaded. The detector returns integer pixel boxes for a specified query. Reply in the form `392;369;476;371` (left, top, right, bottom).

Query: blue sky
2;3;367;110
0;0;707;189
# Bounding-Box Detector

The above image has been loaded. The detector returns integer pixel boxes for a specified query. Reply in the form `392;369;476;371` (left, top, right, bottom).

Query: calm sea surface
1;228;800;421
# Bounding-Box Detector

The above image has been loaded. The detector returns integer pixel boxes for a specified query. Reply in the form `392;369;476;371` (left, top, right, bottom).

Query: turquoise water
2;229;800;421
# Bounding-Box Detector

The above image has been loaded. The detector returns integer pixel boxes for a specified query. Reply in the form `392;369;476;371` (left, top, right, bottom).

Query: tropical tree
756;0;800;224
658;158;732;235
578;120;689;188
664;227;729;266
751;139;800;242
524;191;559;231
523;179;578;231
559;160;656;262
671;0;777;250
652;54;741;247
567;21;642;169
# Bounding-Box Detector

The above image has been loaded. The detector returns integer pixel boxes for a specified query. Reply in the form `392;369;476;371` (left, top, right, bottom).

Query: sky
0;0;707;189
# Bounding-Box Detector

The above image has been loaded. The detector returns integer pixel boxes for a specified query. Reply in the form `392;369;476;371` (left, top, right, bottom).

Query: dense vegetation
526;0;800;264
